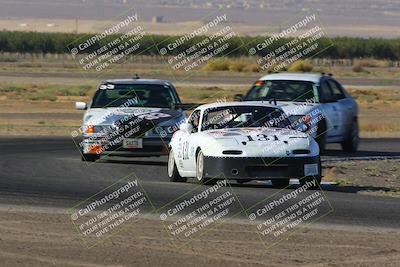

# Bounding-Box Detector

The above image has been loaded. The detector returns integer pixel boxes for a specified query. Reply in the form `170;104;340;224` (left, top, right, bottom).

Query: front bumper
203;156;320;180
82;137;170;156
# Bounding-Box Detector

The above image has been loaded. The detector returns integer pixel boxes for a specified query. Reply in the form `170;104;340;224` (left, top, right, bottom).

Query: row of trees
0;31;399;60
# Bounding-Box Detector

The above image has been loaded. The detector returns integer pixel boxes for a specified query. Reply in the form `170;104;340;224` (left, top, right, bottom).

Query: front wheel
196;150;216;185
341;120;359;152
168;149;187;182
315;120;327;154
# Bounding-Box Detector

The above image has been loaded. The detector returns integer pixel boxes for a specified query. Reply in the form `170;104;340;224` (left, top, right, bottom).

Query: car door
327;79;353;139
318;79;341;140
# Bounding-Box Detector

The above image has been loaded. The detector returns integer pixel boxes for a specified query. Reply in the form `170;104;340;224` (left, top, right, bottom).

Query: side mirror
234;94;243;102
75;102;87;110
179;122;193;133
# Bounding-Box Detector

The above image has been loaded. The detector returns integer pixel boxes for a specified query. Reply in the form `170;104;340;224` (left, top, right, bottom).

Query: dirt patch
0;209;399;267
323;160;400;197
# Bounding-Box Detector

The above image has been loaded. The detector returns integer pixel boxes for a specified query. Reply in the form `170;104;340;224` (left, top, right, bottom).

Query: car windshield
91;84;179;108
201;106;291;131
244;80;318;102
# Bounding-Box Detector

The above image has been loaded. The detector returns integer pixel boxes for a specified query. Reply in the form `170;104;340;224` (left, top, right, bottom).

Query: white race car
235;73;359;152
167;102;321;188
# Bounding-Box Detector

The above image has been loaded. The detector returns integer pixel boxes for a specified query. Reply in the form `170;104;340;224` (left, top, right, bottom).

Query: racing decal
190;147;195;158
85;108;179;126
178;159;184;168
177;141;182;158
246;134;273;142
99;84;115;90
182;141;189;160
207;130;228;137
137;112;171;120
221;132;241;136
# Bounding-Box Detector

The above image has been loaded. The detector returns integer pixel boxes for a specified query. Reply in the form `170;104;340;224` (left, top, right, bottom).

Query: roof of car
258;73;323;83
100;79;173;85
197;101;284;111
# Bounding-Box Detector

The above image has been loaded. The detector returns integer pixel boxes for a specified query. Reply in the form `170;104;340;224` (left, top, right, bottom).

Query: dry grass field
0;55;399;137
0;83;399;138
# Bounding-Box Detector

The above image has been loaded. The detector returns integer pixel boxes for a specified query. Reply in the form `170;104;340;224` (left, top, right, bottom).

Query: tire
168;149;187;182
271;179;290;188
315;120;327;154
196;150;216;185
341;119;359;152
81;153;100;162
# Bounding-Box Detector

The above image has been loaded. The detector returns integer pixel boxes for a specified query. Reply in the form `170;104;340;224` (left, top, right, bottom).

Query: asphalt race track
1;136;400;229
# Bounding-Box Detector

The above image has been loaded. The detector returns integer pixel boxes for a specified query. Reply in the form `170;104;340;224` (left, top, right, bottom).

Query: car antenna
133;74;140;79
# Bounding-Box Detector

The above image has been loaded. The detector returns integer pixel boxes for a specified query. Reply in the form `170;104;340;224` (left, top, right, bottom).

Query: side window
320;81;336;103
327;80;346;100
188;110;201;132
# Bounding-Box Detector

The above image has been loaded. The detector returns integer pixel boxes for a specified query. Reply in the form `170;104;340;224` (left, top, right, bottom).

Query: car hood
201;127;317;157
275;101;319;116
83;107;182;126
82;107;184;138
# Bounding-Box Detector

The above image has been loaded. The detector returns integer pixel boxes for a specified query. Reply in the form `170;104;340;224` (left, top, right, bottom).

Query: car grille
245;165;289;178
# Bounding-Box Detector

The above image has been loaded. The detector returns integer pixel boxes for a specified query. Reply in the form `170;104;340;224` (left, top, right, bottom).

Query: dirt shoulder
0;208;399;267
323;160;400;197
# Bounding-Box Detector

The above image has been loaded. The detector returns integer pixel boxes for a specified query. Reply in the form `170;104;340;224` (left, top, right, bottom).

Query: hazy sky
0;0;399;38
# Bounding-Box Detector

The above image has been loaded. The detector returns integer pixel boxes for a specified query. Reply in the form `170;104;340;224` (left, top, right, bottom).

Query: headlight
85;125;94;134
